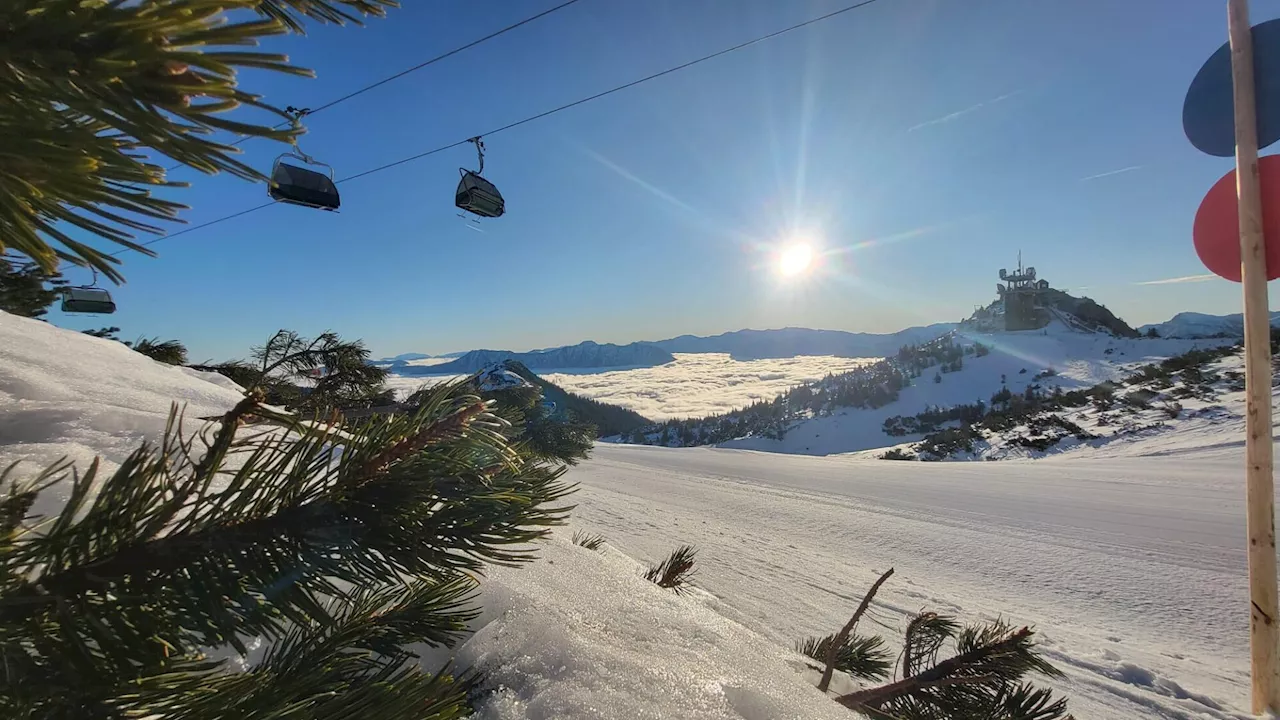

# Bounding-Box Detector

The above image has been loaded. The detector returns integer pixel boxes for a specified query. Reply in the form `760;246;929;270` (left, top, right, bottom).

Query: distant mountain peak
962;261;1137;337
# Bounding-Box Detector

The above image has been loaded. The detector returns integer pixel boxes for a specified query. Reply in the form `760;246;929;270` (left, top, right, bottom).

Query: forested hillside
623;334;973;446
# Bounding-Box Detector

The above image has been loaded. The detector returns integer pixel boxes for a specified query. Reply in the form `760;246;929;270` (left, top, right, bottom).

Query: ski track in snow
568;443;1261;720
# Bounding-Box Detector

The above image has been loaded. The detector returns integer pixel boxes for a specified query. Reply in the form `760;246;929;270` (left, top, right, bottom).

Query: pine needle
643;545;697;594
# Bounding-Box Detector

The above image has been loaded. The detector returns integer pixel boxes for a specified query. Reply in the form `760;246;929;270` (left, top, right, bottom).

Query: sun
778;243;815;277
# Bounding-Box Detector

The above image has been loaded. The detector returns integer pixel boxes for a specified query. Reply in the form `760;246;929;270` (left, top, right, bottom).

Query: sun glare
778;243;815;277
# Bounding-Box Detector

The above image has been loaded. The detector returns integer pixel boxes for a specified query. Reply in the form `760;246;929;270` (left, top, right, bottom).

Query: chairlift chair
266;106;340;211
456;170;505;218
268;153;340;211
61;286;116;314
455;136;505;219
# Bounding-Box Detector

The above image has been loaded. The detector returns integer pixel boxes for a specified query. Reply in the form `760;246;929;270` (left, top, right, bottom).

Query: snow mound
0;311;244;474
460;536;849;720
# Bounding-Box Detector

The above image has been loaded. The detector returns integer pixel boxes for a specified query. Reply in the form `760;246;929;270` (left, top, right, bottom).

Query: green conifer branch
0;0;396;281
0;378;575;718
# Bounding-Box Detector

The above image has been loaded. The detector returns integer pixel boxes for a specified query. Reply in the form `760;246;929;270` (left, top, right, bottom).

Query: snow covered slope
569;443;1264;720
463;535;853;719
721;322;1232;456
0;311;244;474
0;311;874;718
1138;310;1280;339
3;309;1266;718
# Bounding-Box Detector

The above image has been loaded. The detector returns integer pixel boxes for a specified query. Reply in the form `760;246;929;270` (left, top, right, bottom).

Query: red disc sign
1193;154;1280;282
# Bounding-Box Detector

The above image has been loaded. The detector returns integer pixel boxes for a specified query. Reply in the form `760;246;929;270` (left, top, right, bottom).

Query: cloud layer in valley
544;353;875;421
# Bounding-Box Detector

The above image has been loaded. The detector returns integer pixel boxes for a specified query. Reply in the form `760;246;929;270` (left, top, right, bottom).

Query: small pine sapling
808;569;1074;719
571;531;606;551
644;545;698;594
797;633;892;682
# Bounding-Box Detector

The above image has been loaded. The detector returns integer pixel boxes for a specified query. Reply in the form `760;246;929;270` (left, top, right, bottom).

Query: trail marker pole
1228;0;1280;712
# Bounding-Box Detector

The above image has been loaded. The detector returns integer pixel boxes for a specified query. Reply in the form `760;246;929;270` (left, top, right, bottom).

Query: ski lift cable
160;0;589;171
125;0;887;252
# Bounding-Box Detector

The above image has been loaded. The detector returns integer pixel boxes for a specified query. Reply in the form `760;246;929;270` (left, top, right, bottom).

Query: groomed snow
568;443;1266;720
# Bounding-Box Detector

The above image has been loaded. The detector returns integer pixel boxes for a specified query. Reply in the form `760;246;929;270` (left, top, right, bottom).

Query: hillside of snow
0;312;244;474
1138;310;1280;339
0;312;874;718
4;310;1271;718
719;322;1234;456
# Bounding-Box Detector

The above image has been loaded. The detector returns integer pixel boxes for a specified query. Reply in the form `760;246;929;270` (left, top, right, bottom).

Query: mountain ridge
394;341;676;375
652;324;956;359
386;324;959;372
1138;310;1280;338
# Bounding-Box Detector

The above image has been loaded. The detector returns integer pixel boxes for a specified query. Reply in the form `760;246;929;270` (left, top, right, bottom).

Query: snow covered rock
475;364;533;392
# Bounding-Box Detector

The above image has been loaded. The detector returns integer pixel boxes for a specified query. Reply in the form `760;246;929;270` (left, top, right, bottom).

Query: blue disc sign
1184;17;1280;157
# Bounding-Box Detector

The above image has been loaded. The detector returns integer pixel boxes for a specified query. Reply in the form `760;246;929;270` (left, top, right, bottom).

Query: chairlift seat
62;287;116;314
269;156;340;211
456;170;505;218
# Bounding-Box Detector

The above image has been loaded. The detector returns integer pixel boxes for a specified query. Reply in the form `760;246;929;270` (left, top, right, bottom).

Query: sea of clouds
383;353;875;421
543;353;874;420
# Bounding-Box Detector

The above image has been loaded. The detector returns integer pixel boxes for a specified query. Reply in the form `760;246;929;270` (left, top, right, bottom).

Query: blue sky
45;0;1280;360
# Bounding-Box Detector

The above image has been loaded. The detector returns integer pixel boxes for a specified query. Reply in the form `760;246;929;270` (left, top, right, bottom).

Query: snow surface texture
569;443;1266;720
460;536;852;720
721;322;1234;455
0;312;243;475
543;353;874;421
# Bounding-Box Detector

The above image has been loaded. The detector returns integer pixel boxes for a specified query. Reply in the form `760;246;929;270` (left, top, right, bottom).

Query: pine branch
0;383;575;715
818;567;893;692
107;579;479;720
798;633;892;682
836;630;1030;710
1;0;395;280
902;612;958;678
644;545;698;594
571;531;605;551
255;0;399;33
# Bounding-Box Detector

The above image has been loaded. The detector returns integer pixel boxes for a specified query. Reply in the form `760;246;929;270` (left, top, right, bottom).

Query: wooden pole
1228;0;1280;712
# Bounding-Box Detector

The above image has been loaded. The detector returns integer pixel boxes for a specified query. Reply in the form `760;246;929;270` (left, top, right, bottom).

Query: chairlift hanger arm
469;136;485;174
